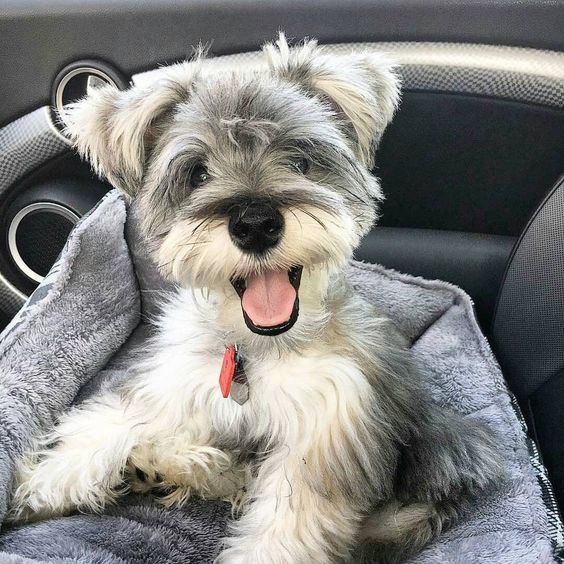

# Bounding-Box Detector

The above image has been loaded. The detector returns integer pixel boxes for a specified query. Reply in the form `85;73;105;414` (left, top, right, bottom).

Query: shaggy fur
8;35;503;563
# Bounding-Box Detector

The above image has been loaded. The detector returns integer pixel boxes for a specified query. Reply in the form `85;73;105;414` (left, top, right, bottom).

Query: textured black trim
491;174;564;334
2;0;564;127
166;43;564;110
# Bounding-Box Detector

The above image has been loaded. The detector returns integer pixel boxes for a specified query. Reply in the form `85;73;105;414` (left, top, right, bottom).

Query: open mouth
230;266;303;336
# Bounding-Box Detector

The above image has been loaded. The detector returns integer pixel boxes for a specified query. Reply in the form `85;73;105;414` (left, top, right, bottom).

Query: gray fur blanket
0;190;561;563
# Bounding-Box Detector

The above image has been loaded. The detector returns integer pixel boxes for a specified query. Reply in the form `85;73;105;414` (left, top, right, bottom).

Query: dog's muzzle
231;266;303;336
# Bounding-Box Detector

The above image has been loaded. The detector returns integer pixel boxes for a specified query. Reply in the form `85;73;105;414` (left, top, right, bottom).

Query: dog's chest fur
124;300;376;502
134;315;372;450
121;292;378;468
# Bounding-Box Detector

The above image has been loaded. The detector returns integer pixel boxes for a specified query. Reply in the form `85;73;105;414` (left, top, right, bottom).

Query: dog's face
65;36;399;338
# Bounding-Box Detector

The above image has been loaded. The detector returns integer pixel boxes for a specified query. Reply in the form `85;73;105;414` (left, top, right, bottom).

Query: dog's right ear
264;34;400;170
62;62;199;197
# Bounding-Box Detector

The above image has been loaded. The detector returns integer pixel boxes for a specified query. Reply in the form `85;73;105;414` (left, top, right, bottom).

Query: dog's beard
157;206;360;338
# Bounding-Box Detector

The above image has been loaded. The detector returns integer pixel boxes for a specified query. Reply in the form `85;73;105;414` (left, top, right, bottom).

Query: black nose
228;202;284;253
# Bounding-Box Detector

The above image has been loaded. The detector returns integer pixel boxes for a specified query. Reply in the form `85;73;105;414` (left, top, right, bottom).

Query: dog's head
65;35;400;338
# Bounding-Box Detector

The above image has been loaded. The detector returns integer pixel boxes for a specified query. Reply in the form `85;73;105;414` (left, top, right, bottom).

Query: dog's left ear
61;62;200;196
264;34;400;168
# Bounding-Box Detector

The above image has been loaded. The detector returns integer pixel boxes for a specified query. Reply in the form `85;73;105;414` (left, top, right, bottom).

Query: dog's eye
289;157;310;175
189;164;210;188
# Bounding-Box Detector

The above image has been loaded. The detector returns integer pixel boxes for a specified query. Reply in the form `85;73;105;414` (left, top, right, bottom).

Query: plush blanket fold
0;191;560;563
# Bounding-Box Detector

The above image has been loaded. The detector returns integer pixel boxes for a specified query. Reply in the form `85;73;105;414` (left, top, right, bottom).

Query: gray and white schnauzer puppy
9;35;503;563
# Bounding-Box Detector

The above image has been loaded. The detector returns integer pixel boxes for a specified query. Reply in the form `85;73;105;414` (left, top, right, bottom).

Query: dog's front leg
8;393;137;522
128;433;249;509
217;444;367;564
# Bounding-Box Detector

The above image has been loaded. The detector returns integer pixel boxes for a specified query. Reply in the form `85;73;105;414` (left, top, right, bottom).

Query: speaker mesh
15;211;74;278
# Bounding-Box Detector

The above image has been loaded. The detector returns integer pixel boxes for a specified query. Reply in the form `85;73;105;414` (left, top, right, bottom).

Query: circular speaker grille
8;203;79;283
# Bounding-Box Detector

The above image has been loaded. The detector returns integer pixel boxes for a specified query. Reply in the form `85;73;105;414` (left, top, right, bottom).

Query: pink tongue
241;271;296;327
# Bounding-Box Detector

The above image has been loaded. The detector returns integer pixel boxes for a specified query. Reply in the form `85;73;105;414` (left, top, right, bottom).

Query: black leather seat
358;175;564;511
356;227;515;333
492;175;564;509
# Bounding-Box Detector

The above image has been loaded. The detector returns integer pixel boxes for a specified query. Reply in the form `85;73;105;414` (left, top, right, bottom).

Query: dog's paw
129;445;249;510
7;477;70;523
8;446;124;523
214;546;248;564
155;485;194;508
215;540;318;564
8;457;60;523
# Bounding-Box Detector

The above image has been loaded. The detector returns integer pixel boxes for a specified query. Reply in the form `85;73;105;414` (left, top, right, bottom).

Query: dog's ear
264;34;400;168
62;62;199;196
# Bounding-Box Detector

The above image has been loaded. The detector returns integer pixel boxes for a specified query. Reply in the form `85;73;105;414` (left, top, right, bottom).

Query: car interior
0;0;563;559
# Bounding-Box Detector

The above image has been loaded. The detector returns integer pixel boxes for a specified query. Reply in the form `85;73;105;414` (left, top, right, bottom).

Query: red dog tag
219;344;237;398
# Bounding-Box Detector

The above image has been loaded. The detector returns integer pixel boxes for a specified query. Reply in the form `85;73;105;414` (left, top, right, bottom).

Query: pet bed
0;190;562;563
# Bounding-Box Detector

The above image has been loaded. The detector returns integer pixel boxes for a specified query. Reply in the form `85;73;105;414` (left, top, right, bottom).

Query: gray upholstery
0;191;561;562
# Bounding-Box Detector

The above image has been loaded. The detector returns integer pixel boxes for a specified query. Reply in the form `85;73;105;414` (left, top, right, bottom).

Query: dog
8;35;503;563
